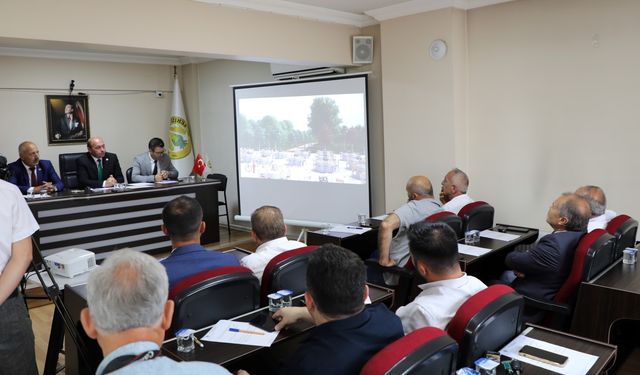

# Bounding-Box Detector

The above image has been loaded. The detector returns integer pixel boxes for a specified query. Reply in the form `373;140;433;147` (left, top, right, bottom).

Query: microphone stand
30;238;92;375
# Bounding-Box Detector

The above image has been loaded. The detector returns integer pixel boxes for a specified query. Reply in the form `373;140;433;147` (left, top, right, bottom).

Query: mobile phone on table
518;345;568;367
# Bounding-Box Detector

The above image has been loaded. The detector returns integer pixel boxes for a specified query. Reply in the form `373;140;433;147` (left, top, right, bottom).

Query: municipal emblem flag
168;76;194;178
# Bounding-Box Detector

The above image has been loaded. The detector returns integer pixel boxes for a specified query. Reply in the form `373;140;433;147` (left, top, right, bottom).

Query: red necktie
30;167;37;187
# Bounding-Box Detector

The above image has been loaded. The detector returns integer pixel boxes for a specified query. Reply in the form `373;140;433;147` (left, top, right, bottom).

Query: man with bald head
77;136;125;188
8;141;64;194
440;168;474;214
505;193;591;305
240;205;306;281
575;185;616;232
378;176;442;268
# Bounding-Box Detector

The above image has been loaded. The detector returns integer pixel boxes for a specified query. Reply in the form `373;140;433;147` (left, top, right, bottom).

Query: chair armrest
523;295;572;315
364;259;414;278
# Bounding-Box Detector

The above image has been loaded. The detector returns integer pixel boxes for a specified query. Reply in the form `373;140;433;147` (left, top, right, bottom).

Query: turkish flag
192;153;206;176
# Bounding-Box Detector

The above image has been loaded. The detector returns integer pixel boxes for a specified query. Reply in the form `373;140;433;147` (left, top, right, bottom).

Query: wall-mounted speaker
353;36;373;65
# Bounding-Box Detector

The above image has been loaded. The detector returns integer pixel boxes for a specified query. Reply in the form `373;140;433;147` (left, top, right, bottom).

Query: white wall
467;0;640;229
0;56;174;171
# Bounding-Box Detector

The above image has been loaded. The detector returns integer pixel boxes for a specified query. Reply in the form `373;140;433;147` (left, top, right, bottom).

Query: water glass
277;289;293;308
176;332;195;353
358;214;367;226
623;248;637;265
464;230;480;245
268;292;282;312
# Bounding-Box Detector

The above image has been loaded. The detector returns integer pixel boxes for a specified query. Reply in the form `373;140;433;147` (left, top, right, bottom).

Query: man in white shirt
240;206;306;281
395;221;486;333
0;179;40;374
575;185;616;232
440;168;474;214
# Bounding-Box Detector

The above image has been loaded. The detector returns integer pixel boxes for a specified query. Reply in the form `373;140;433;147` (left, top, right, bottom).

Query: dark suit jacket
7;159;65;194
57;114;85;139
76;152;124;188
506;230;584;301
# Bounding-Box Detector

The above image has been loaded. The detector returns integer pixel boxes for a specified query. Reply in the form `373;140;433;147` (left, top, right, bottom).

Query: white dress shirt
240;237;306;282
441;194;474;215
395;273;486;333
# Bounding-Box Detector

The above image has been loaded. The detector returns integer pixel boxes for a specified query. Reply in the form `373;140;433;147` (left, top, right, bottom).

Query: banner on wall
167;76;194;178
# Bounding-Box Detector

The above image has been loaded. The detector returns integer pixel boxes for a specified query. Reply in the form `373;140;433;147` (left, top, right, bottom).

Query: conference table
571;255;640;343
501;324;616;374
63;283;394;375
160;284;394;373
26;179;220;260
308;222;539;282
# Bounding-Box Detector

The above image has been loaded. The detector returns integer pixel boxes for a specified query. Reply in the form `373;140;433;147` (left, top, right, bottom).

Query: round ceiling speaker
429;39;447;60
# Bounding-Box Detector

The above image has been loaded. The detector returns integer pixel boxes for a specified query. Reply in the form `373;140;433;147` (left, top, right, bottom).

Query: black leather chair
360;327;458;375
59;152;86;190
126;167;133;183
447;284;524;368
606;214;638;262
168;266;260;336
426;211;464;239
458;201;495;233
207;173;230;236
260;245;318;306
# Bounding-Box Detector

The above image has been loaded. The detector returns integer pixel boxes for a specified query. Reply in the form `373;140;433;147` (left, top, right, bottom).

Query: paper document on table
457;244;492;257
500;329;598;374
329;225;372;234
201;320;278;347
480;230;520;242
89;187;111;192
127;183;155;188
157;180;179;184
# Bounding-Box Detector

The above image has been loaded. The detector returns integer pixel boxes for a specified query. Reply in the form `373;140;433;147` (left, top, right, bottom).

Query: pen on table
346;226;364;230
193;336;205;348
228;328;265;335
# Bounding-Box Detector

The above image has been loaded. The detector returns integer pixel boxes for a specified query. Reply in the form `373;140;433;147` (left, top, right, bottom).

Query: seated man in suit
272;244;403;375
77;136;125;188
160;196;239;290
378;175;441;268
8;141;64;194
440;168;474;214
80;249;230;375
505;193;591;303
240;206;305;281
131;137;178;182
396;221;486;333
575;185;616;232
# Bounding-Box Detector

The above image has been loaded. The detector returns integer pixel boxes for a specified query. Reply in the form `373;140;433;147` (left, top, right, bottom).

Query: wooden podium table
27;180;220;260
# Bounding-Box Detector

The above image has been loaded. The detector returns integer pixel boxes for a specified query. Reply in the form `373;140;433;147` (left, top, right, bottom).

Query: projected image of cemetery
237;95;367;184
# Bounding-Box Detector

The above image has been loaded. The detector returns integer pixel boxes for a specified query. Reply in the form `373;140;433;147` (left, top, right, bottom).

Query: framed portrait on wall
45;95;90;145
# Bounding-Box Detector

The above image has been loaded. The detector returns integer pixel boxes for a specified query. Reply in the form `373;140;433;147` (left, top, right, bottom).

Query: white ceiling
195;0;515;26
0;0;514;65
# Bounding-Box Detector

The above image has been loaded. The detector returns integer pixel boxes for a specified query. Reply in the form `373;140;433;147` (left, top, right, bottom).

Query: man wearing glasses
131;137;178;182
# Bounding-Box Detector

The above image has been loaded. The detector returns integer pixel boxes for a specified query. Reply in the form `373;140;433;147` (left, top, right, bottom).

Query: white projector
45;248;96;278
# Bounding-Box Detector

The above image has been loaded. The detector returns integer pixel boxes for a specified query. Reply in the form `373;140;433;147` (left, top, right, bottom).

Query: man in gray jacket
131;137;178;182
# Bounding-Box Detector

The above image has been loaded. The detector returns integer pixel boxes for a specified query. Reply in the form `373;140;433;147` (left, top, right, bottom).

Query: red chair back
554;229;614;304
168;266;260;335
426;211;463;239
260;245;319;305
360;327;457;375
458;201;494;233
606;214;638;262
447;284;523;367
